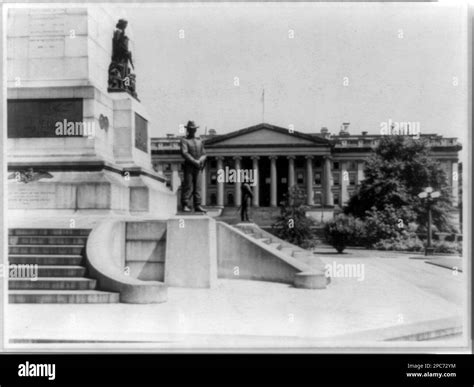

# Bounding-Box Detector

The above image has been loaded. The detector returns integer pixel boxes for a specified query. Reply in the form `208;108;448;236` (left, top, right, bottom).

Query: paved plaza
6;248;466;350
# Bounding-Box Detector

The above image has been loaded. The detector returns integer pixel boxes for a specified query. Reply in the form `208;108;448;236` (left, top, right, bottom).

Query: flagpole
262;88;265;123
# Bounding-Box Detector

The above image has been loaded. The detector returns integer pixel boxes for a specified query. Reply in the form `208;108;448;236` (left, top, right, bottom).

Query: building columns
201;163;207;206
306;156;314;206
270;156;277;207
340;161;349;206
452;161;459;207
171;163;180;193
357;160;365;185
234;156;242;207
251;156;260;207
156;163;164;175
216;157;224;207
323;156;334;206
287;156;295;189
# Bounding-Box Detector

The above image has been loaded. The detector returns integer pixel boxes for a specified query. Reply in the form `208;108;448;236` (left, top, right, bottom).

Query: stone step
37;266;86;277
268;242;282;249
9;255;83;266
9;277;97;290
255;238;270;244
279;247;295;255
9;290;119;304
9;229;91;236
292;251;313;259
9;245;84;255
9;236;87;246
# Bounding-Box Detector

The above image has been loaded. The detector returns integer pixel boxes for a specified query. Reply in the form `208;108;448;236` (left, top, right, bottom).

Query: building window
334;194;339;206
333;172;340;186
314;173;321;185
211;173;217;185
349;172;356;186
297;173;304;185
349;161;357;170
210;193;217;205
227;192;234;206
314;192;322;205
333;162;339;170
165;163;171;172
210;159;217;168
314;159;321;168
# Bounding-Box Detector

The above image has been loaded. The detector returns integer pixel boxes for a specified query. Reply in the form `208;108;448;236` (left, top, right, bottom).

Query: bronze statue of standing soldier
108;19;137;99
180;121;207;213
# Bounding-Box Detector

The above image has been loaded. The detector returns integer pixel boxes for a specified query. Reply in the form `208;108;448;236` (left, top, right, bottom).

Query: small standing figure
108;19;137;98
180;121;207;213
240;178;254;222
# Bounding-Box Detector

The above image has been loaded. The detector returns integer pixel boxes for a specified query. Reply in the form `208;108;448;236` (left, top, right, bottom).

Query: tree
271;185;317;249
324;214;362;253
345;136;455;232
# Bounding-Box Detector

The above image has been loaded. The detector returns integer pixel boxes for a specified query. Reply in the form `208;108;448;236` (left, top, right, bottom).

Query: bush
373;235;424;252
373;236;462;254
360;204;417;246
324;214;358;253
433;240;462;255
272;185;317;249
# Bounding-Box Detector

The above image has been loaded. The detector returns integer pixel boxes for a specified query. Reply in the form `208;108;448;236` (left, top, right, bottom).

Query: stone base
293;272;328;289
108;87;139;102
165;216;217;288
7;168;176;220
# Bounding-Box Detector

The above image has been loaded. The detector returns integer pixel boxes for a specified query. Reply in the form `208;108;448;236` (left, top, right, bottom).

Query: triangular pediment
205;123;330;147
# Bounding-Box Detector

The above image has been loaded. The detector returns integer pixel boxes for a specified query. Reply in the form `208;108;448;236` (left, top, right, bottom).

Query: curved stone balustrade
86;219;167;303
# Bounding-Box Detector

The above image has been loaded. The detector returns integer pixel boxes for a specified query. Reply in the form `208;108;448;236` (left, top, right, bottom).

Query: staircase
8;228;119;304
233;223;329;283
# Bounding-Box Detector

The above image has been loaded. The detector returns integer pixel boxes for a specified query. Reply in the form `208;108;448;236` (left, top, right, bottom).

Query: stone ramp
234;222;327;274
216;221;329;289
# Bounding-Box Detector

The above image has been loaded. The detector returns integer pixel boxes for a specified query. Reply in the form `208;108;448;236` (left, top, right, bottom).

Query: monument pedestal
165;216;217;288
7;9;177;222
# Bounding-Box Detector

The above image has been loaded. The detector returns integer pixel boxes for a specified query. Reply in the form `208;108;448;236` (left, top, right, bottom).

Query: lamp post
418;187;441;256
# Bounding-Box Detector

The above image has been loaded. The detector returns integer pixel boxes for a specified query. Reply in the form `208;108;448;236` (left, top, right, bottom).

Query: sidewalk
6;251;466;349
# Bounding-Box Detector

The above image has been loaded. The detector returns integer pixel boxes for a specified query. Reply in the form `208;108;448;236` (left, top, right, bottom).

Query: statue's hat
185;121;199;130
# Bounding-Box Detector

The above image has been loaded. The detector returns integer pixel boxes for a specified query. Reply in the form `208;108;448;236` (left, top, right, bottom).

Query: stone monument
7;7;176;221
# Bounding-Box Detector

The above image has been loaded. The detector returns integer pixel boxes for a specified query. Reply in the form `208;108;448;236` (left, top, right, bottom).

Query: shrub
373;236;462;254
433;240;462;255
324;214;357;253
360;204;417;246
373;235;424;252
272;185;317;249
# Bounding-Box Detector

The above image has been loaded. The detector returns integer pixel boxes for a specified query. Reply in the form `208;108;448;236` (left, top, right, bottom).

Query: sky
122;3;467;144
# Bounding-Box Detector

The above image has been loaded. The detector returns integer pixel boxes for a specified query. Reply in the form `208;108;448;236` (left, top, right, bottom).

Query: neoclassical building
151;123;461;209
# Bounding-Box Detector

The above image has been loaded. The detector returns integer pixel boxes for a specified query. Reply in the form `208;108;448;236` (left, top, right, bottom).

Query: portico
202;123;334;207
